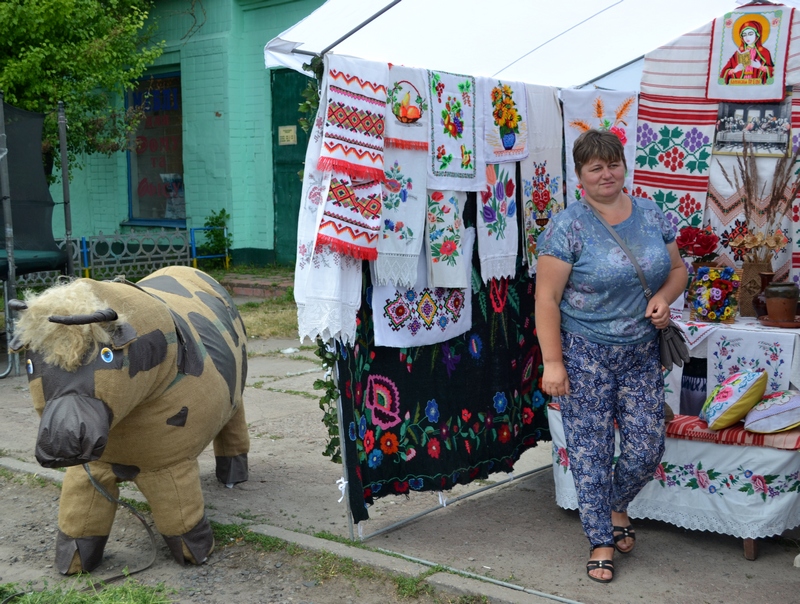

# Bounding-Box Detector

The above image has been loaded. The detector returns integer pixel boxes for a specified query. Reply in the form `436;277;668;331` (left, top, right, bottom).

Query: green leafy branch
314;336;342;463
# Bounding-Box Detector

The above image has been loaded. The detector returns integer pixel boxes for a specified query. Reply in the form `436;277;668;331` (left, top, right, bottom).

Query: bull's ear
9;334;25;352
111;323;138;348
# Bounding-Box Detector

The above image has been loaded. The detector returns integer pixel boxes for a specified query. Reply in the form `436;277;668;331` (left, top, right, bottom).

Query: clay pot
752;272;775;318
765;281;800;322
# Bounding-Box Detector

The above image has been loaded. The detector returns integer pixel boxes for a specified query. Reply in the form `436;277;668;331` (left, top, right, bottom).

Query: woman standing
535;129;687;583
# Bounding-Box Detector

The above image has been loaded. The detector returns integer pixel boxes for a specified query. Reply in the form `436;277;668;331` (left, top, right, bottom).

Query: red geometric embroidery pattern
328;102;385;138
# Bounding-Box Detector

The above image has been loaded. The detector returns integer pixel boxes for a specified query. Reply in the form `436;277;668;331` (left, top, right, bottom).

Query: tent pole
57;102;74;276
0;92;18;378
317;0;404;56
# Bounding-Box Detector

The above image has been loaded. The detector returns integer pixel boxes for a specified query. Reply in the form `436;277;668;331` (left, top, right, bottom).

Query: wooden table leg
743;538;758;560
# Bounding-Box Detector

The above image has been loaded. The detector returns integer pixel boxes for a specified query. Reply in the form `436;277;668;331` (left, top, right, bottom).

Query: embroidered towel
561;88;638;202
385;65;429;151
707;328;795;395
318;54;387;181
317;174;382;260
427;69;486;191
479;77;528;163
374;147;427;287
478;163;518;283
425;189;468;288
706;5;793;102
373;228;474;348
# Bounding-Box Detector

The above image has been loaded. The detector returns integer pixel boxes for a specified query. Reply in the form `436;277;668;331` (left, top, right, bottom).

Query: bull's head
10;297;138;468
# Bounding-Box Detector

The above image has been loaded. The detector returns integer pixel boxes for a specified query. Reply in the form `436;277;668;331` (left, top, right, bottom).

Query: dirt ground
1;338;799;604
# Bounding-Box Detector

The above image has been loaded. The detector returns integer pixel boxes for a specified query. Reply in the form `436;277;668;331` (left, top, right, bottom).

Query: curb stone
1;457;567;603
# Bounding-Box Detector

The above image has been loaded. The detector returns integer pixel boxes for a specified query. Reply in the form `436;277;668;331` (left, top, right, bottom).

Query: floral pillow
700;370;768;430
744;390;800;434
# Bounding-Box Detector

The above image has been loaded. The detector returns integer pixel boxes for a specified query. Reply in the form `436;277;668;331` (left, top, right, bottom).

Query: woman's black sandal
586;545;614;583
613;525;636;554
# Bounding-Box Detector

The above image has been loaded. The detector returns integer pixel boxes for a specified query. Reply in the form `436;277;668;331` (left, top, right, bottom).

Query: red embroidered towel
318;55;388;181
317;174;382;260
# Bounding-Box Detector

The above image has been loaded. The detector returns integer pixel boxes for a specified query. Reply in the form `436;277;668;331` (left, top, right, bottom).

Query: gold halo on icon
732;13;771;47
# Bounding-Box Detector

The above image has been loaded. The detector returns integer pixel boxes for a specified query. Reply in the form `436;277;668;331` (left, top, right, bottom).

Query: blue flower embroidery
358;416;367;439
348;422;356;441
368;450;384;468
409;478;423;490
468;334;483;359
425;399;440;423
493;392;508;413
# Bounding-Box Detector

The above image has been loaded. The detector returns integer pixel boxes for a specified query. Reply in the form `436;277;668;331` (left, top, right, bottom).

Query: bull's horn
48;309;119;325
8;299;28;311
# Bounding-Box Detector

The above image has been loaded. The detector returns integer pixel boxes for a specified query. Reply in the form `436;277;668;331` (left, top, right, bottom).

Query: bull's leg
56;463;119;574
212;402;249;486
134;457;213;566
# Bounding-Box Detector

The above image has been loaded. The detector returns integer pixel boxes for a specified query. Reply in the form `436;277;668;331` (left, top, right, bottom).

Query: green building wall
50;0;325;266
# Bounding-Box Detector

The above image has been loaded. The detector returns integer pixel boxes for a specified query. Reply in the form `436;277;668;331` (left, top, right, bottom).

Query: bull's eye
26;359;33;374
100;347;114;363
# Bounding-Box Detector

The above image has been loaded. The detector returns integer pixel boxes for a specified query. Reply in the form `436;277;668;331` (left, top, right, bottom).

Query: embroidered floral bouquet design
427;191;461;266
480;164;516;240
676;225;721;264
491;82;521;150
689;266;742;322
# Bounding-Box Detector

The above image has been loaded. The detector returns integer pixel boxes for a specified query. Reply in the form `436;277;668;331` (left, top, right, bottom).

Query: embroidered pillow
744;390;800;434
700;371;767;430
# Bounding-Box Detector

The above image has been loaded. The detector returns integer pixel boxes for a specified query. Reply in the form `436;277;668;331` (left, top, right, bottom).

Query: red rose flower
440;240;457;256
431;191;444;202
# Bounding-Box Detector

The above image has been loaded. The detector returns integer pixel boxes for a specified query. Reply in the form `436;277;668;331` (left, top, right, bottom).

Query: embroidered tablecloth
548;406;800;539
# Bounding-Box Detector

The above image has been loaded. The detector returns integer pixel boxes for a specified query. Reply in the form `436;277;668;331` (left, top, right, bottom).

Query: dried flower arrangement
717;141;800;263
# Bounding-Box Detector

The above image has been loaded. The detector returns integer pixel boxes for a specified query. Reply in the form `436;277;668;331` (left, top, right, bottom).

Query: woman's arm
645;240;688;329
535;255;573;396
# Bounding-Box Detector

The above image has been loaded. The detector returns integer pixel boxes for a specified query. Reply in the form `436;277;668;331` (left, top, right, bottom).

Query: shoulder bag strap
584;203;653;300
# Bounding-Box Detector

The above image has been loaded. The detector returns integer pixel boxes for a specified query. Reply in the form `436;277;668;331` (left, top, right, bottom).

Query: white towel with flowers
480;77;528;163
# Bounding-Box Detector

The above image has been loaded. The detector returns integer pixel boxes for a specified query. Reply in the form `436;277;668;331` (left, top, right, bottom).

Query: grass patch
265;387;318;400
237;297;297;340
119;497;151;514
0;577;175;603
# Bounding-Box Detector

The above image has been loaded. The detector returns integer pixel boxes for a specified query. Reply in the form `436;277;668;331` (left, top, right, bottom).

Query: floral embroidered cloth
317;174;383;260
706;6;793;102
427;69;486;191
477;163;518;283
706;327;796;394
339;236;549;522
318;55;387;182
479;77;528;163
561;88;638;202
385;65;429;151
372;228;474;348
425;190;469;288
521;84;563;275
549;404;800;539
294;95;363;346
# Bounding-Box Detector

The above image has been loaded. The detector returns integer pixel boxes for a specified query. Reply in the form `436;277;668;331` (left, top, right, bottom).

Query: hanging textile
339;226;550;523
478;77;529;163
707;327;795;395
317;174;382;260
631;92;718;233
385;65;429;151
520;83;563;275
427;69;486;191
294;90;363;346
372;228;474;348
561;88;638;203
790;86;800;284
375;65;431;287
477;163;518;283
425;190;469;288
706;6;794;102
318;55;387;181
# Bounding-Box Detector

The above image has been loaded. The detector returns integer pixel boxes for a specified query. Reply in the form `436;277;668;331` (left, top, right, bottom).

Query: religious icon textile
707;6;794;102
338;213;550;522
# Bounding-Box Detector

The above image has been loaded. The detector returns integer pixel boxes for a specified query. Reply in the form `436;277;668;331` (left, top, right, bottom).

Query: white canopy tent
265;0;768;90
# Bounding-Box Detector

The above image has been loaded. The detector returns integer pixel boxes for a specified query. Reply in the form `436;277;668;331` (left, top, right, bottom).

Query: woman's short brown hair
573;129;626;176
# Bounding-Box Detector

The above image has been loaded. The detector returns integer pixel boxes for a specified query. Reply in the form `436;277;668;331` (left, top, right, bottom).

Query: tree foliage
0;0;165;174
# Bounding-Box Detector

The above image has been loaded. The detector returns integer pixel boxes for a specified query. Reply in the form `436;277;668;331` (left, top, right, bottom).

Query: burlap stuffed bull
9;266;250;575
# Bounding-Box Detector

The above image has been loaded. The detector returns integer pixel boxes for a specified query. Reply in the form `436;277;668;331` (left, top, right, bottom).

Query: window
127;74;185;223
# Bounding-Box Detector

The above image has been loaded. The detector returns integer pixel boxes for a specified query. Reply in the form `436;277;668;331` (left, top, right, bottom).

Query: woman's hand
541;362;571;397
645;295;671;330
